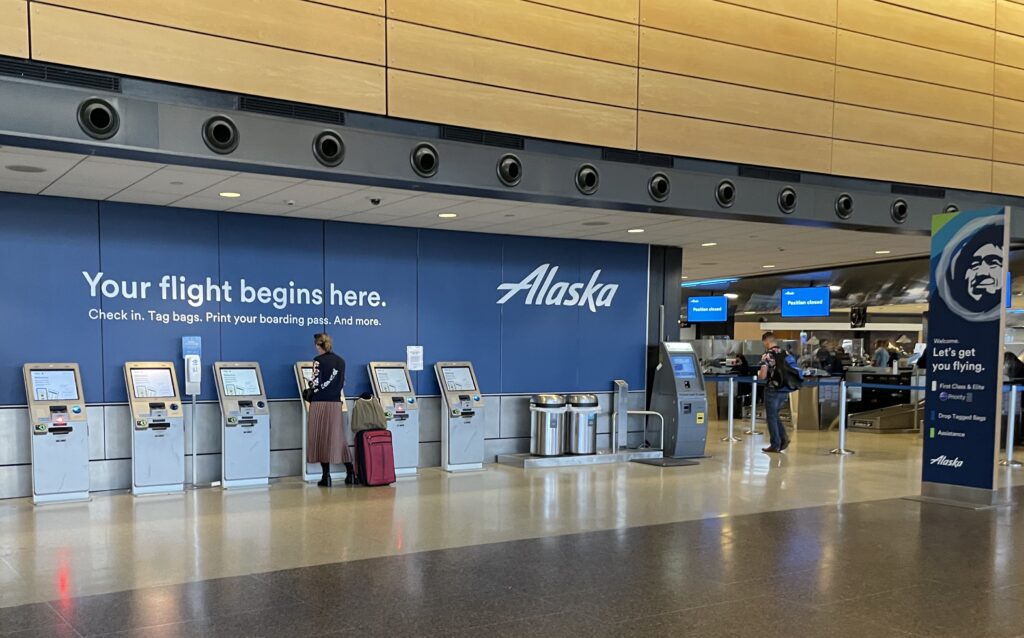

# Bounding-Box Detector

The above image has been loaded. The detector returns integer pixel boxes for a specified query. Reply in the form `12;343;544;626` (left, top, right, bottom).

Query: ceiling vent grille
738;165;802;183
440;125;525;149
600;148;673;167
891;183;945;198
238;96;345;125
0;56;121;92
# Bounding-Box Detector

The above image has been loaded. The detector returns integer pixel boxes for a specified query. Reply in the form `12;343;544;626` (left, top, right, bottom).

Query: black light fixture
715;180;735;207
575;164;599;195
777;187;797;214
835;193;854;219
410;143;439;177
77;98;120;140
890;198;909;224
496;154;522;187
312;130;345;167
647;172;670;202
202;115;239;154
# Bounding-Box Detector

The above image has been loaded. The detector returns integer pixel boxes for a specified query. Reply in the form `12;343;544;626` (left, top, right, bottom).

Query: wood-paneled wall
8;0;1024;195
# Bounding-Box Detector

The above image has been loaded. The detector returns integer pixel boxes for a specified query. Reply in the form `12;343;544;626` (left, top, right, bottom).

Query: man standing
758;331;792;453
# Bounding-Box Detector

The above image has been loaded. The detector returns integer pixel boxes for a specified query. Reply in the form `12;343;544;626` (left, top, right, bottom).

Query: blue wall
0;193;648;404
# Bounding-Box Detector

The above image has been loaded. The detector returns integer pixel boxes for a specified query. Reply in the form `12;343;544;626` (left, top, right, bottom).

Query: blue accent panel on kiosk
417;230;503;395
0;195;102;405
98;203;222;402
577;241;648;390
325;222;418;397
499;236;581;393
218;214;325;399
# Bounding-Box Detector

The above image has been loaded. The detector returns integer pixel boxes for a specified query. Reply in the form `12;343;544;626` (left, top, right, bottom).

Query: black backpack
770;351;804;391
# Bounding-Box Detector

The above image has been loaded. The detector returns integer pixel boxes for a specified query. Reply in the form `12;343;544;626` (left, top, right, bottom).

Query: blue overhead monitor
781;287;831;318
687;296;728;322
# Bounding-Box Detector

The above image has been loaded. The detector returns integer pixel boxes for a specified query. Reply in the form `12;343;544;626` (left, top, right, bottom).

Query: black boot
318;463;331;487
344;462;356;485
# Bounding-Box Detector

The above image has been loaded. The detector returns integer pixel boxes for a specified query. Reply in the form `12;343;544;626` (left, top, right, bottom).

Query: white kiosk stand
124;362;185;495
294;362;347;483
213;362;271;489
22;363;90;504
435;361;486;472
368;361;419;476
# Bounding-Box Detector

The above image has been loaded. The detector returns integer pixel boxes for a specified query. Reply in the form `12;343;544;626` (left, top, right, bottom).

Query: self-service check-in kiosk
368;362;419;476
22;363;90;504
213;362;271;489
295;362;347;482
124;362;185;495
649;342;708;459
435;361;485;472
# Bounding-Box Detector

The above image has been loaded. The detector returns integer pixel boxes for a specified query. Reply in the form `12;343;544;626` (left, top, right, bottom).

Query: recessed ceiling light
504;213;516;218
875;250;891;255
701;242;717;247
219;192;241;198
829;285;841;292
438;212;457;219
743;311;756;315
4;164;46;173
680;276;689;280
170;181;185;186
724;293;739;300
582;221;610;226
762;264;776;269
627;228;645;233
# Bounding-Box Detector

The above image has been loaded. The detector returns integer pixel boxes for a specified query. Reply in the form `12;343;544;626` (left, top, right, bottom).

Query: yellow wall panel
833;104;993;159
993;161;1024;195
835;67;994;127
388;21;637;109
996;63;1024;100
641;0;837;63
995;96;1024;132
883;0;995;28
527;0;638;23
994;129;1024;164
30;5;385;113
37;0;385;64
837;0;995;61
715;0;837;25
637;111;832;173
388;70;637;149
997;32;1024;69
639;71;833;137
0;1;27;58
837;30;994;94
997;0;1024;36
388;0;638;66
832;140;992;191
306;0;384;15
639;28;835;99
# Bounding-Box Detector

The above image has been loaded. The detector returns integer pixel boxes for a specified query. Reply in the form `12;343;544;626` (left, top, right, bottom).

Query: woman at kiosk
307;333;351;486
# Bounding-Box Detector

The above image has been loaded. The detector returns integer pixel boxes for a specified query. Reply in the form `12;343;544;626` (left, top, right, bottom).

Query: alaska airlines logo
930;455;964;468
496;264;618;312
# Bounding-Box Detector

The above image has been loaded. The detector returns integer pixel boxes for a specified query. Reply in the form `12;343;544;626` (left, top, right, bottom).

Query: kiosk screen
130;368;176;398
301;367;314;382
29;369;78;401
374;367;410;393
442;367;476;392
670;355;697;380
220;368;261;396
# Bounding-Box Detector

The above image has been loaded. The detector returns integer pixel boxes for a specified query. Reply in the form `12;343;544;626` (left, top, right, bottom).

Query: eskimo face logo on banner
935;217;1005;322
496;264;618;312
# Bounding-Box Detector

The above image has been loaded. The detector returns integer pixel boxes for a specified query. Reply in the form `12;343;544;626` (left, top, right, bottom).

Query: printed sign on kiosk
213;362;271;489
124;362;185;495
434;361;485;472
294;362;347;483
22;363;90;504
368;361;419;476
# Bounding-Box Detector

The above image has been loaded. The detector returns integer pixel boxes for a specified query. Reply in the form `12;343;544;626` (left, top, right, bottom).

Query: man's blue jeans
764;390;790;449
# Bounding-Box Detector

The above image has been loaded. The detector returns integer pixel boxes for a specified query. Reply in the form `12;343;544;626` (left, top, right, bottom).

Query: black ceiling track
600;148;673;168
238;95;345;126
0;56;121;92
440;125;525;149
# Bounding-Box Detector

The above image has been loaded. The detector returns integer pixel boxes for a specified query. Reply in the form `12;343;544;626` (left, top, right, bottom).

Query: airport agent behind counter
305;333;354;486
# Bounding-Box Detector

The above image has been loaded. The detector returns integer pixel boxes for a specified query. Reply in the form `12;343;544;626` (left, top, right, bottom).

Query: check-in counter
794;379;841;430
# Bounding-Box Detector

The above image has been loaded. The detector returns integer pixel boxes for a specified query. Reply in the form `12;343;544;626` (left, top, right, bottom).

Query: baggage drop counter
295;362;347;483
124;362;185;495
213;362;271;488
22;363;90;504
368;361;419;476
435;362;485;472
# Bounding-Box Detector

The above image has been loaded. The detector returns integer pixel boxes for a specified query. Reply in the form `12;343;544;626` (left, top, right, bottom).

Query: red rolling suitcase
356;429;396;486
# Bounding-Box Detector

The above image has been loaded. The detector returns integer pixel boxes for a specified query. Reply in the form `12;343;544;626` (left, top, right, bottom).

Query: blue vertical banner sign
923;206;1009;496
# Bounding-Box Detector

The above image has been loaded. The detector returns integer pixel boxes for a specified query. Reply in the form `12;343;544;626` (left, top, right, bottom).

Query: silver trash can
566;394;599;454
530;394;567;456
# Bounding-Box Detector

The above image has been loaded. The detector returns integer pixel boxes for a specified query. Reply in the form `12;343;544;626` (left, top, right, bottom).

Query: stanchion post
1001;385;1022;468
190;394;198;486
745;376;763;435
830;379;854;455
722;376;741;442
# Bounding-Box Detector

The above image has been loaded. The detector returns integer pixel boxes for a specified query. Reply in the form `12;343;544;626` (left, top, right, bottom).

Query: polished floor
1;425;1023;636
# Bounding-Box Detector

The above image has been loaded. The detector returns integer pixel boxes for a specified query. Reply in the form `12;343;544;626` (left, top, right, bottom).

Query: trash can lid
566;393;599;407
531;393;566;407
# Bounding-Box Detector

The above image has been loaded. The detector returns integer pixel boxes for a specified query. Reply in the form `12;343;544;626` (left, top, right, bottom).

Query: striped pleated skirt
307;401;350;464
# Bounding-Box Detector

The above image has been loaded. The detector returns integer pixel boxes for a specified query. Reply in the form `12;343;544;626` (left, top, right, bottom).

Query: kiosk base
132;483;184;496
631;457;701;467
33;491;90;506
223;477;269;490
396;467;418;477
442;462;484;473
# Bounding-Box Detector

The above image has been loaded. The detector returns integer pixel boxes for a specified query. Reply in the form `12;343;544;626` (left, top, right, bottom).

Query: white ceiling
0;145;929;280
